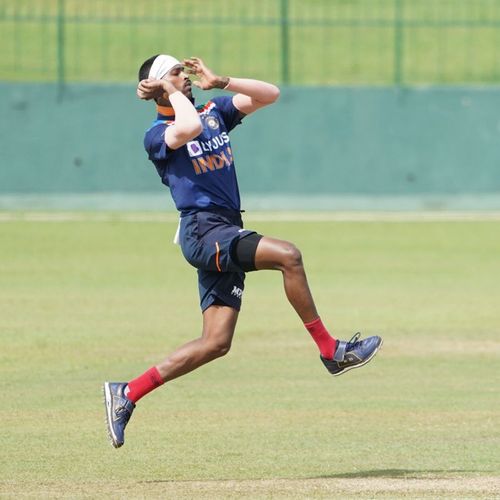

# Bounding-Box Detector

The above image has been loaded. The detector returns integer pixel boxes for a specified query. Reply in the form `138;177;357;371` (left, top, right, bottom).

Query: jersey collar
156;98;203;120
156;104;175;119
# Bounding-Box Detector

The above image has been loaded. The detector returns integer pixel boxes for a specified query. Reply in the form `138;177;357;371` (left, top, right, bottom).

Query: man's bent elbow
166;121;203;149
178;121;203;142
191;121;203;137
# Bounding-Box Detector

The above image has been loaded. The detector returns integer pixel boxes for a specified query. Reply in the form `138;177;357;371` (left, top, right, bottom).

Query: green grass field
1;0;499;85
1;214;499;498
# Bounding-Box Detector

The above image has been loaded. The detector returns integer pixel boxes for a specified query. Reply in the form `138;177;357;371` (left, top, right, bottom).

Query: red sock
126;366;164;403
304;317;337;359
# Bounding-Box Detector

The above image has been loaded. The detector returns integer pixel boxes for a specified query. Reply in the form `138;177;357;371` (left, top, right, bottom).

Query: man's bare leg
254;236;318;323
155;304;238;382
252;236;337;359
104;304;238;448
251;235;382;377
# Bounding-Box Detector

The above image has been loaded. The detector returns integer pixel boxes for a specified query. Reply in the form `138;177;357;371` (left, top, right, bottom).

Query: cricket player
104;55;382;448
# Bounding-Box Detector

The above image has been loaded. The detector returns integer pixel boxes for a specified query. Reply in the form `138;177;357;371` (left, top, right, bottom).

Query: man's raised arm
137;78;202;150
184;57;280;116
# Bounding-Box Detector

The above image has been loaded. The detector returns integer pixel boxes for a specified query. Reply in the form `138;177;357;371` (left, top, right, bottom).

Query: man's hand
137;79;177;100
183;57;229;90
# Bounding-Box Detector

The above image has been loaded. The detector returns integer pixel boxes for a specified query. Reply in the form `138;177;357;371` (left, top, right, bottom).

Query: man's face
163;64;192;99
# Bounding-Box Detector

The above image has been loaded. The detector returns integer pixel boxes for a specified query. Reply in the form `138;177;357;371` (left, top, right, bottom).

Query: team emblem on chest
205;115;219;130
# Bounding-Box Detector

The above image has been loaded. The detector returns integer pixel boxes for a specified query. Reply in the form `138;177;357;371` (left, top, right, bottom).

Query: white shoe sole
103;382;121;448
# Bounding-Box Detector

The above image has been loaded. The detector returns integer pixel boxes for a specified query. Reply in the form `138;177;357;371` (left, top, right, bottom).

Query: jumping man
103;55;383;448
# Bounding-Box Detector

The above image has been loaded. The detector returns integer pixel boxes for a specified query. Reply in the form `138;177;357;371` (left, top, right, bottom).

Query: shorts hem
201;292;242;313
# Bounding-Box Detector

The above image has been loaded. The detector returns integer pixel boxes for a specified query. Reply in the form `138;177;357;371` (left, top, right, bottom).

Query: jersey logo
186;140;203;157
205;116;219;130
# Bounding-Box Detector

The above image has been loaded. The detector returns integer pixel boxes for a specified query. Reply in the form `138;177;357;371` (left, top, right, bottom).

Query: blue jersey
144;96;244;212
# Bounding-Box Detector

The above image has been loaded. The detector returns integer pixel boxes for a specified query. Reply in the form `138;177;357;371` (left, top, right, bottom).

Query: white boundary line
2;211;500;222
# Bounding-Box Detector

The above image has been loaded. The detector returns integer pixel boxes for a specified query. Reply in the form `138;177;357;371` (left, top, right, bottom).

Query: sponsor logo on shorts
231;286;243;299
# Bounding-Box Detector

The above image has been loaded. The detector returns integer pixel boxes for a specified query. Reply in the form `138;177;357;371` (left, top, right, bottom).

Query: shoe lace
346;332;362;350
115;405;132;423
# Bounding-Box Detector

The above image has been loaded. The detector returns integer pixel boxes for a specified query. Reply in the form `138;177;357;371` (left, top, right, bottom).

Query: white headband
148;54;181;80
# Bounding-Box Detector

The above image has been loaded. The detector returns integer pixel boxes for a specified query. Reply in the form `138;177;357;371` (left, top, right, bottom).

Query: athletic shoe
320;332;383;376
103;382;135;448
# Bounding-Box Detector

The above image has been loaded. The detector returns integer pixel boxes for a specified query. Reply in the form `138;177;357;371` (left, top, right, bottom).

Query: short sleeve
211;96;244;132
144;123;171;161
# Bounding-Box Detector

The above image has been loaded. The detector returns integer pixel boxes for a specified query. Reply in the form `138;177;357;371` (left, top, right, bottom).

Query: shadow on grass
140;470;486;484
314;469;479;479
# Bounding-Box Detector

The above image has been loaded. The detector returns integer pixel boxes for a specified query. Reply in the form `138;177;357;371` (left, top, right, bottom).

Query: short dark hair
138;54;160;81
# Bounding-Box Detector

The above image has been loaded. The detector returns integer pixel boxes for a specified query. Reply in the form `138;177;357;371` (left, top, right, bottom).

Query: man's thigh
180;212;254;273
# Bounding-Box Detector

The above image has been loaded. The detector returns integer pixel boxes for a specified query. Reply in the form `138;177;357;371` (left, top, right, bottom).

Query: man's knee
280;242;303;270
203;334;232;359
201;304;238;360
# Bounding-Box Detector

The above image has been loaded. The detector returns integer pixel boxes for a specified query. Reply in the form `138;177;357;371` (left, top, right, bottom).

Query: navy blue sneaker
320;333;382;376
103;382;135;448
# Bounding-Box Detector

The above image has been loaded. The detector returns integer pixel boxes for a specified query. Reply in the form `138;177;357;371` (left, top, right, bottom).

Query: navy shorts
179;209;256;312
